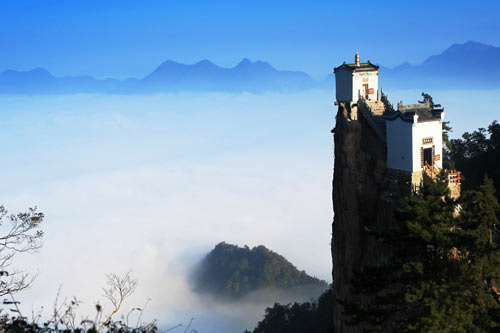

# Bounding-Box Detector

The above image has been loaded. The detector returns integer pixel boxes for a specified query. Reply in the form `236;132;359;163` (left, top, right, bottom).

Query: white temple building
334;53;460;194
334;52;379;102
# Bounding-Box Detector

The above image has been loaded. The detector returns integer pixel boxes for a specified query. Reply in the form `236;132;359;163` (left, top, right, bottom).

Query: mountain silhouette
141;58;315;92
0;41;499;94
0;58;316;94
382;41;500;88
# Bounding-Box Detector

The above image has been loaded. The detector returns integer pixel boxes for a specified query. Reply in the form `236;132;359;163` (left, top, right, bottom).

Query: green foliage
450;120;500;199
342;173;500;332
442;121;454;170
0;315;159;333
252;287;334;333
193;242;328;299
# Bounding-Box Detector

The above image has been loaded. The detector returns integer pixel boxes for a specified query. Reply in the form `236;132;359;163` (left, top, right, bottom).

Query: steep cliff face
331;103;410;332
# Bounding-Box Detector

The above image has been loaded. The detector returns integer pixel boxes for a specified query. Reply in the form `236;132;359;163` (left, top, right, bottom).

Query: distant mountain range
0;41;498;94
380;41;500;89
0;58;317;94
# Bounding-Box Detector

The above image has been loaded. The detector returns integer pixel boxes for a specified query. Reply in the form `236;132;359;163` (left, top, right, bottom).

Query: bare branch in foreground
98;270;138;332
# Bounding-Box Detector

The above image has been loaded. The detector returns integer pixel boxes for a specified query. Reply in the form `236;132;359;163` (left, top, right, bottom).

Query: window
422;137;433;144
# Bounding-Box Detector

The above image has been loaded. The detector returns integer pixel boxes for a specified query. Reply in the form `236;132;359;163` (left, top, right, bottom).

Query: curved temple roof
334;61;379;73
384;104;444;123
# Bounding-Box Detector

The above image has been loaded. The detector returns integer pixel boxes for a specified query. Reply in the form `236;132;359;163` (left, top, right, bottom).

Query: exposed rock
331;102;411;332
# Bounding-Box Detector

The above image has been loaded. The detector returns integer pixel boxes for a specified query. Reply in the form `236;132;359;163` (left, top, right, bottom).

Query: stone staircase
366;101;387;137
357;98;387;143
366;100;386;116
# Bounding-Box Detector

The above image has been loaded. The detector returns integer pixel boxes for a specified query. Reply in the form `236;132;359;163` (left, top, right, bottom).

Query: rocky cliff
331;102;411;332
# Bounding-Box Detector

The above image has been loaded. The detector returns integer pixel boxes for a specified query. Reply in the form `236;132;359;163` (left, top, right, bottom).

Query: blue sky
1;0;499;79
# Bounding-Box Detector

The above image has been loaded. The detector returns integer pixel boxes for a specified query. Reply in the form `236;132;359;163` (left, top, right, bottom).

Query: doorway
423;147;433;167
362;84;368;98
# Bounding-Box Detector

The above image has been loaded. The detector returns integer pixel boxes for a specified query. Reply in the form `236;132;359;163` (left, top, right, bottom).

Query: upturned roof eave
333;63;380;73
383;110;444;124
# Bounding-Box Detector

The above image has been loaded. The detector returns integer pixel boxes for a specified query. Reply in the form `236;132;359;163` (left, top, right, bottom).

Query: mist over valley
0;86;497;331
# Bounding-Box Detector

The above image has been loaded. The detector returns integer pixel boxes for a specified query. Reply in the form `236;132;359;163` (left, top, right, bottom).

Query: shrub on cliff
342;173;500;332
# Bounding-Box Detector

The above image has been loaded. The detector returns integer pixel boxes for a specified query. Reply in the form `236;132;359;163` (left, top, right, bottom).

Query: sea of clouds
0;89;497;332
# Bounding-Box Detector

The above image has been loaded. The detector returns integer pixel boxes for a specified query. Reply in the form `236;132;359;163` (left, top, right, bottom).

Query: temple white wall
386;117;413;172
386;115;444;173
352;71;378;101
412;119;444;171
335;69;353;102
335;68;378;102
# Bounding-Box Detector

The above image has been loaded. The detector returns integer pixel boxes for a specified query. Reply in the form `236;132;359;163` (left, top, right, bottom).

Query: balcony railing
424;161;461;184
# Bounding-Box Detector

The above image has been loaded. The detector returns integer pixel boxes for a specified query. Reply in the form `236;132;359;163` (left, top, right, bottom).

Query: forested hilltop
192;242;328;300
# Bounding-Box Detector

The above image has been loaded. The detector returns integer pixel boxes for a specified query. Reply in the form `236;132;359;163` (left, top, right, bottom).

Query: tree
1;271;161;332
192;242;327;299
0;206;165;332
252;287;334;333
450;121;500;199
0;205;44;297
97;270;138;332
342;173;500;332
442;121;454;170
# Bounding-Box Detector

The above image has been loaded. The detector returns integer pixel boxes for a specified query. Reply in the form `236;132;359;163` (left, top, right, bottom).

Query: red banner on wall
368;88;374;94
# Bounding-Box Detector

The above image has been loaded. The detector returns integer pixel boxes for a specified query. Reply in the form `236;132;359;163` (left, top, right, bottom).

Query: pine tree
442;121;454;170
342;174;500;332
450;121;500;200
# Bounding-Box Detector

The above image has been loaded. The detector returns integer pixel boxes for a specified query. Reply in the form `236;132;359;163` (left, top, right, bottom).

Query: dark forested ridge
340;173;500;331
192;242;328;300
450;121;500;199
252;287;334;333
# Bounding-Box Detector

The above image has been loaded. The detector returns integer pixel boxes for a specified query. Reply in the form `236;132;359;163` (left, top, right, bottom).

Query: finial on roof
355;52;360;66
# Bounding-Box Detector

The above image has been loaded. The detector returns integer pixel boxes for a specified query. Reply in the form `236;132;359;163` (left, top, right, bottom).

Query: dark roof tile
334;62;379;73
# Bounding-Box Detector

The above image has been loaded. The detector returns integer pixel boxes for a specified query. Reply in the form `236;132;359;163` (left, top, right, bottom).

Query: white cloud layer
0;91;334;331
0;89;497;331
